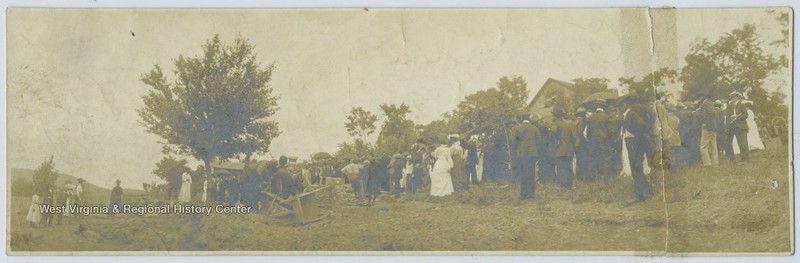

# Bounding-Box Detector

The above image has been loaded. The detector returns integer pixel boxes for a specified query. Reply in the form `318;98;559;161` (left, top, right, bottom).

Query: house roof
526;78;575;111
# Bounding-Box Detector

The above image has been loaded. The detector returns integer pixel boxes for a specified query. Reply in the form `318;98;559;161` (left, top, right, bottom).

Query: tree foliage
375;103;417;157
32;155;58;196
152;156;190;184
572;78;611;104
680;24;783;101
334;139;374;163
766;9;791;49
620;68;678;101
449;76;530;177
344;106;378;143
452;76;529;135
138;35;281;171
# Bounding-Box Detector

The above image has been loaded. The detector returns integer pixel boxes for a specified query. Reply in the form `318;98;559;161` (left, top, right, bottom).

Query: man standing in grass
623;96;657;202
550;108;578;189
512;117;539;200
725;92;750;164
341;159;364;204
698;97;721;167
586;102;613;180
109;179;123;216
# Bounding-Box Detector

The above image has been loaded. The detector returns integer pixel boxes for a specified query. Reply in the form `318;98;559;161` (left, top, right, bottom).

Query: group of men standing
511;91;755;202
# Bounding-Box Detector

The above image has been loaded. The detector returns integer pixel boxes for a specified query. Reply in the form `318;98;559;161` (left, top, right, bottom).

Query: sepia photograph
5;7;794;255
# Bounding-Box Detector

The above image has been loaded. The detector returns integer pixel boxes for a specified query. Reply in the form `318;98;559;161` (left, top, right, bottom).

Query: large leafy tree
138;35;281;175
680;24;784;104
450;76;530;175
496;76;529;111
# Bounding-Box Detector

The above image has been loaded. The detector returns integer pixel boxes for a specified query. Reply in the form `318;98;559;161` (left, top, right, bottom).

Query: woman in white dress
430;140;455;197
26;193;42;227
732;106;765;153
178;172;192;203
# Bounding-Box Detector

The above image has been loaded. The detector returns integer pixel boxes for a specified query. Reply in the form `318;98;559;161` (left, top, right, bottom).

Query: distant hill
9;168;146;205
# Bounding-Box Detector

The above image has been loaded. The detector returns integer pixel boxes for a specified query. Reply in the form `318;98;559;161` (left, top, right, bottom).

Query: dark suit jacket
586;111;612;150
552;119;578;157
726;101;749;131
511;122;539;158
699;100;724;133
623;103;656;138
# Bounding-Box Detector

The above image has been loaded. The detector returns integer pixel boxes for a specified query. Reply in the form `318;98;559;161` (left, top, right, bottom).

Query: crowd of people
25;179;85;227
329;90;784;204
25;90;783;222
507;91;779;202
198;90;784;208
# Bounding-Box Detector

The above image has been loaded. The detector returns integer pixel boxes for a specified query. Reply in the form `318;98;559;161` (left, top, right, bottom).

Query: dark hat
552;108;567;119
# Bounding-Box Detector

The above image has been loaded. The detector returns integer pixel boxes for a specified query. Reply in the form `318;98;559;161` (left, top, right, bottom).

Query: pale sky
7;8;790;189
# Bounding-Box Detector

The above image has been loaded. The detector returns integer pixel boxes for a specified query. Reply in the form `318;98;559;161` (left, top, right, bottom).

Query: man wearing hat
465;134;481;186
109;179;124;217
725;91;750;163
408;138;427;192
536;115;557;185
550;108;578;189
511;117;540;199
362;160;380;206
676;101;701;167
586;101;613;180
697;97;722;167
622;96;657;202
341;159;365;203
574;107;590;180
388;152;405;198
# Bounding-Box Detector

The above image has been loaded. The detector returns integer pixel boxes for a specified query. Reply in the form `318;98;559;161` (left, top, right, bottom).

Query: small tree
375;103;417;158
344;107;378;143
32;156;58;196
152;156;191;191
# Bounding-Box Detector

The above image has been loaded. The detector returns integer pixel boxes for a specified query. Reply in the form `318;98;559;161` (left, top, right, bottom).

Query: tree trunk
502;124;515;178
203;158;212;203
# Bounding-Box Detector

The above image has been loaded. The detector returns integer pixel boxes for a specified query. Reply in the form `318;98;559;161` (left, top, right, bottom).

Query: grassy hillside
7;140;791;253
9;168;146;205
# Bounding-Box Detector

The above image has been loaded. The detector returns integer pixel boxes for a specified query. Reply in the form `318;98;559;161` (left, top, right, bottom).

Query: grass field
7;140;792;254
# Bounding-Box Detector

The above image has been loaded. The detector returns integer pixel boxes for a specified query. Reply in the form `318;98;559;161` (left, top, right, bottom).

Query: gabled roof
526;78;576;110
